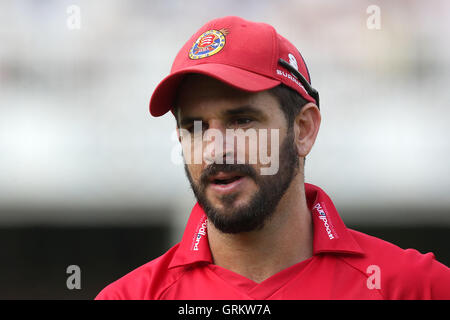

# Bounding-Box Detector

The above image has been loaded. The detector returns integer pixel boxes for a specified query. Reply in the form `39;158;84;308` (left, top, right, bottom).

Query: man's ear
293;103;321;158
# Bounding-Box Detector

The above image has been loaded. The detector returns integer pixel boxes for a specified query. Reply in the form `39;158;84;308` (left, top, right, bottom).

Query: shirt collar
305;183;364;256
168;202;212;269
168;183;364;269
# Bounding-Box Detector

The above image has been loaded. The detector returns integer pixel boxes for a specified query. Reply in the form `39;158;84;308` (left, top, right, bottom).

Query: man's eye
231;118;253;126
182;121;208;133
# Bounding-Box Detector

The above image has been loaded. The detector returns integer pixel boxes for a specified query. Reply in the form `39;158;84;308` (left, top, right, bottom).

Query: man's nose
202;121;235;165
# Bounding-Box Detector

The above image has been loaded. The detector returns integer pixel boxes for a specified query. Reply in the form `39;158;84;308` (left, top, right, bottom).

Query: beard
184;128;299;234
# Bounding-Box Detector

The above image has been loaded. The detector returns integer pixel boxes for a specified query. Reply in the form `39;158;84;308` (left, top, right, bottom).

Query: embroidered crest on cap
189;29;226;60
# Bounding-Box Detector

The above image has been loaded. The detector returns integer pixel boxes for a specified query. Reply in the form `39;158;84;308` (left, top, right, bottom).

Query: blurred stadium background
0;0;449;299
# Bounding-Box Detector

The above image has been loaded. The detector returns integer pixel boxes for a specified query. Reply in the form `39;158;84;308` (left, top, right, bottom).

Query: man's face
176;75;300;234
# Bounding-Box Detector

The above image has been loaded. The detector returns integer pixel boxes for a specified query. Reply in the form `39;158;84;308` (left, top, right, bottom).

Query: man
96;16;450;299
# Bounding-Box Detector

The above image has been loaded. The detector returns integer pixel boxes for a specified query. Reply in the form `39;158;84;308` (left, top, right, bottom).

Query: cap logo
189;29;226;60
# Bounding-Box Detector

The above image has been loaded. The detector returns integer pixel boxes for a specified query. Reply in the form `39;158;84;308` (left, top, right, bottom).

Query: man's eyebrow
179;116;203;127
222;105;266;118
178;105;265;127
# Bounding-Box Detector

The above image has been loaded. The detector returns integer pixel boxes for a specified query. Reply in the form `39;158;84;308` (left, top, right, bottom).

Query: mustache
200;163;258;186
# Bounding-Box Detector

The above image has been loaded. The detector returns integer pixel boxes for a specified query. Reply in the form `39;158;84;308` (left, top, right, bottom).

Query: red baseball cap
149;16;318;117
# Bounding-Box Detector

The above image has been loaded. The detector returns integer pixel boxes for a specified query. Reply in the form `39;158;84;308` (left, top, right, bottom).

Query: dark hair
269;84;310;166
268;84;309;129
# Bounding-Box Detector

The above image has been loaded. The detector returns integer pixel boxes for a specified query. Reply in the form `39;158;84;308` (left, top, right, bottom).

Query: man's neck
207;178;313;283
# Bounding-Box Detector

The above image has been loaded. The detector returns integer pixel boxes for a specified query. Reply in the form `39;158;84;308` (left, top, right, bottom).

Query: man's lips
206;171;249;195
208;171;246;185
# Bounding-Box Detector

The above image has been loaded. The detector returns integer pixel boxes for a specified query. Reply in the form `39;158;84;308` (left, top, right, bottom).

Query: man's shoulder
348;228;434;261
95;243;183;300
346;228;446;274
342;228;450;299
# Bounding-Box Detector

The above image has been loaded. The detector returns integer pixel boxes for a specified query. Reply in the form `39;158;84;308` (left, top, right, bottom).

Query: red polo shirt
95;183;450;300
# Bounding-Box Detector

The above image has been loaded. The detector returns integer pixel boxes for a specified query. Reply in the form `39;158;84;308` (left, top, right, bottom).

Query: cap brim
149;64;281;117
